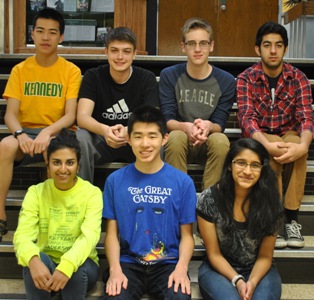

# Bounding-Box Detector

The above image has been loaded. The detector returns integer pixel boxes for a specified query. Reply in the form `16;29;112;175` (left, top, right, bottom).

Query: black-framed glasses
232;160;263;172
184;40;211;50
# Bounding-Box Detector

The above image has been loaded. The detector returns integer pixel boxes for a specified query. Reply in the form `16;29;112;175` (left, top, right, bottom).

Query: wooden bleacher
1;55;314;299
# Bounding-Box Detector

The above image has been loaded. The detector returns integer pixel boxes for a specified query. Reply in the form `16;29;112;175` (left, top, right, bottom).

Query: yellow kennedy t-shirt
3;56;81;128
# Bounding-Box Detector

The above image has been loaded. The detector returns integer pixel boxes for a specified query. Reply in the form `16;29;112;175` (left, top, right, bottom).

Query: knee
0;137;19;161
166;287;191;300
165;130;188;152
76;129;90;148
207;133;229;155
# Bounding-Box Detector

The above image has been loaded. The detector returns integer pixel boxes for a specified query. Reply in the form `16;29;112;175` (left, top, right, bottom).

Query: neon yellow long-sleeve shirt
14;177;103;278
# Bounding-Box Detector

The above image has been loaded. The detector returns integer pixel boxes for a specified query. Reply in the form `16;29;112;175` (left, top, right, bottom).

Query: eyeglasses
184;40;211;50
232;160;263;172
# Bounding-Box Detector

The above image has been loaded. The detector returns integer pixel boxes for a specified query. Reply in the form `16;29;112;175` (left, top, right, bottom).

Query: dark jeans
102;262;191;300
23;252;99;300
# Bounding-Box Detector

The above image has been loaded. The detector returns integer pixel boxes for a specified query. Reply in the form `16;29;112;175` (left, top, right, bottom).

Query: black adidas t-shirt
78;64;159;126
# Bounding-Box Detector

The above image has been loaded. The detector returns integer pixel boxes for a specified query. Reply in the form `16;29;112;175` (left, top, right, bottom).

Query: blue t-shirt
103;163;197;265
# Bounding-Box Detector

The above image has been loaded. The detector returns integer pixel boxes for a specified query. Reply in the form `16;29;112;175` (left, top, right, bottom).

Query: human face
255;33;287;76
105;41;136;74
47;148;79;191
128;122;168;169
181;29;214;66
231;149;262;193
32;18;64;56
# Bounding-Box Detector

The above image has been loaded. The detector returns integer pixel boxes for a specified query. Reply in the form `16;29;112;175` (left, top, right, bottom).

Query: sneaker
0;220;8;242
285;221;305;248
275;234;287;249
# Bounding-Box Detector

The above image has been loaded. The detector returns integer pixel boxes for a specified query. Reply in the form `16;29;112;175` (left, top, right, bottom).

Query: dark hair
127;105;167;136
33;7;65;35
47;128;81;162
255;21;288;48
105;27;137;49
217;138;283;239
181;18;213;43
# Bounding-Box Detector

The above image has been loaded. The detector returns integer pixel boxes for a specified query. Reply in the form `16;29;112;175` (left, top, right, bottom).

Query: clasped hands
104;124;128;148
29;256;69;292
17;130;51;157
269;141;308;164
188;119;212;147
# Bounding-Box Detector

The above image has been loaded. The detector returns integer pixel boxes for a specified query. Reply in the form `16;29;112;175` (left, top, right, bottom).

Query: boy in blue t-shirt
102;105;197;299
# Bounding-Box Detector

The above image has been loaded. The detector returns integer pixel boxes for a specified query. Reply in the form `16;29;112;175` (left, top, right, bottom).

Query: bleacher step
2;230;314;259
6;189;314;207
0;279;313;300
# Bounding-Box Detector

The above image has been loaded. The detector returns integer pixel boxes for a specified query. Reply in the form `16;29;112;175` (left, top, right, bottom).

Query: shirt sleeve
210;73;236;131
179;176;197;225
141;70;160;108
159;67;178;122
2;66;22;100
196;187;218;223
65;63;82;100
103;174;116;220
294;72;314;135
13;186;41;267
236;74;262;137
78;68;98;102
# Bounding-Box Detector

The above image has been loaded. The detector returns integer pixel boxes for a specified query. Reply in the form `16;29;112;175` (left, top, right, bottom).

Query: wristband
231;274;245;287
14;129;25;138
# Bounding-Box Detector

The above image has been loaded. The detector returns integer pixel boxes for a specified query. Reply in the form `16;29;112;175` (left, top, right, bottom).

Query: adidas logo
102;99;132;120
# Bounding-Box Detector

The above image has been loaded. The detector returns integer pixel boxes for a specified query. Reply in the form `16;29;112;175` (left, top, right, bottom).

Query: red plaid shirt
237;62;314;137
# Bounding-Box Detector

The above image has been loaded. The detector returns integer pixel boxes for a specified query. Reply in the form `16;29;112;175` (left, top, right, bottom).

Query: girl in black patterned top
197;138;283;300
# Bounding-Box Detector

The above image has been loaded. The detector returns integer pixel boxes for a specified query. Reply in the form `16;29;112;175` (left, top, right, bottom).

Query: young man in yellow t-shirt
0;8;81;241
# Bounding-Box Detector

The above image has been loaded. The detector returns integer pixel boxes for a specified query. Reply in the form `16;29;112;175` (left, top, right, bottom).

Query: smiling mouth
140;151;152;157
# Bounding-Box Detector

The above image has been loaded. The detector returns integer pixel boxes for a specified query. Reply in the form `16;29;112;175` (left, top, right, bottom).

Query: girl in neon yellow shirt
14;128;103;300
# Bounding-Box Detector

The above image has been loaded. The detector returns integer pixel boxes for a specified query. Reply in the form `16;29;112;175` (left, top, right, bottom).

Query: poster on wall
63;0;77;12
77;0;89;12
29;0;46;11
64;19;96;41
91;0;114;13
47;0;64;12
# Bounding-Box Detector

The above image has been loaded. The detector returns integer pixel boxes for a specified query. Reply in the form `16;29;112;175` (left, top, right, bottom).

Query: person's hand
264;141;287;158
168;265;191;295
185;123;199;145
236;279;249;300
47;270;69;292
105;269;128;296
104;125;128;148
243;280;256;300
16;133;35;156
28;256;52;292
186;121;207;147
31;130;52;156
192;119;212;146
274;142;308;164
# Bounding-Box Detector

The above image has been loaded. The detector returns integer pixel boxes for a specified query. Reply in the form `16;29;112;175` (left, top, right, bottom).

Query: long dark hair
217;138;283;239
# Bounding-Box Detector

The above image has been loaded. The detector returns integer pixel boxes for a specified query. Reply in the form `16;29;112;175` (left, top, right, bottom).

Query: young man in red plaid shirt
237;21;314;249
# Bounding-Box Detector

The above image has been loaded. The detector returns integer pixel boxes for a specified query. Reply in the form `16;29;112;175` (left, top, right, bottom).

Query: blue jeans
198;261;282;300
102;262;191;300
23;252;99;300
